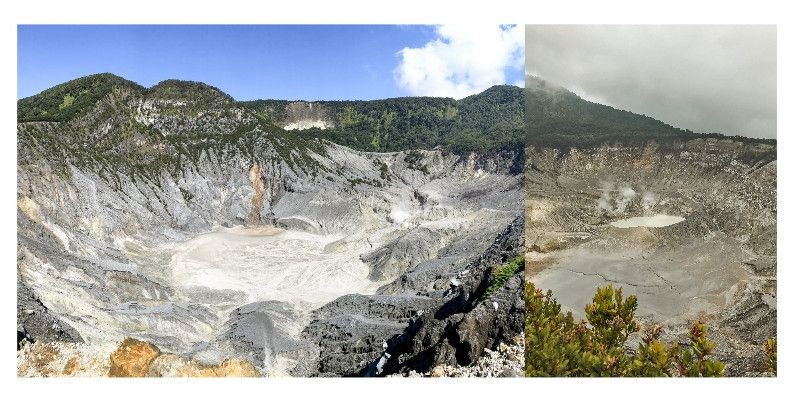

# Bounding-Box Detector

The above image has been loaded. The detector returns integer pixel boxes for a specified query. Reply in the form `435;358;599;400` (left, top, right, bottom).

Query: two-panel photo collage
15;24;778;381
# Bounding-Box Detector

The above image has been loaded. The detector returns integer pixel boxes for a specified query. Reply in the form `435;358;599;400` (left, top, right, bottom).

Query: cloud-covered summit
526;25;776;139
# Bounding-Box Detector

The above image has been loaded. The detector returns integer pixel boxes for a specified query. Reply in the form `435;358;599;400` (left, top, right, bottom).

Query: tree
525;282;726;377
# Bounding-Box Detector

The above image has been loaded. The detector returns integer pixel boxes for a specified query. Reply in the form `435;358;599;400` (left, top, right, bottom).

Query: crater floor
525;142;776;375
169;226;385;310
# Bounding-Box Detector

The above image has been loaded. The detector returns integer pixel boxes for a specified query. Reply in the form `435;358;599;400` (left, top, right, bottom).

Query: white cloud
527;25;777;139
394;25;524;99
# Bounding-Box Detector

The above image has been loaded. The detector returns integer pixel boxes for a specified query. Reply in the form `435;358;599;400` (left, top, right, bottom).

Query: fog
526;25;776;139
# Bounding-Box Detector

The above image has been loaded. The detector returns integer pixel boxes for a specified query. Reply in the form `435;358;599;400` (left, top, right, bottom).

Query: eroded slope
17;75;524;377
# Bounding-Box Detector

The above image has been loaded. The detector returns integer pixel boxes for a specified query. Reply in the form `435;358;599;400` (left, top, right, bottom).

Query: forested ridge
525;75;776;149
242;84;524;154
19;73;524;156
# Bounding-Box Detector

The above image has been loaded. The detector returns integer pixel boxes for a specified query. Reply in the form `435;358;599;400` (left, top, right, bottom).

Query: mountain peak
147;79;234;106
18;73;144;122
460;84;523;102
526;75;688;148
525;75;578;99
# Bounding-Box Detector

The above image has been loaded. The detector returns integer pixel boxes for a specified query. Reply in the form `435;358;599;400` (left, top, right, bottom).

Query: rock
109;338;161;377
300;294;435;376
374;217;524;375
148;354;259;377
498;342;510;353
407;335;525;378
18;337;260;377
17;279;82;348
17;341;117;377
498;367;517;377
206;359;260;377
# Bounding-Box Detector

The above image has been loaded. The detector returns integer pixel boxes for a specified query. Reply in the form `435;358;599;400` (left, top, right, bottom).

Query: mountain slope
18;73;145;122
526;75;775;150
241;85;524;154
17;74;524;377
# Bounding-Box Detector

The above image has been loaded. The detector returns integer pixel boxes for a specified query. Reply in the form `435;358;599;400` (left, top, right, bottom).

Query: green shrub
525;282;725;377
765;337;777;375
480;255;524;301
674;321;725;376
403;150;429;174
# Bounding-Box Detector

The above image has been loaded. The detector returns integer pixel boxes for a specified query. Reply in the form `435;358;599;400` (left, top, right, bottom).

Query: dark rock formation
298;216;524;377
17;279;83;349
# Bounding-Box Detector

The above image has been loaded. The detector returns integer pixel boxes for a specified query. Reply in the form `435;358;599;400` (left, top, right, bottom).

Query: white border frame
3;0;797;397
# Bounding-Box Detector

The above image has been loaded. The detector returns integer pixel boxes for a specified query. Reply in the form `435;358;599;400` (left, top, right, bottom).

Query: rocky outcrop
393;335;524;378
281;102;334;130
17;279;83;349
17;341;116;377
18;337;260;377
109;338;161;377
148;355;259;377
291;217;524;377
376;218;524;376
247;164;267;225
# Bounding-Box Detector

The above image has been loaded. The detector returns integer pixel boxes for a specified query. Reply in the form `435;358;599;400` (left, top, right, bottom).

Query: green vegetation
147;79;234;107
241;85;524;155
18;73;522;189
58;94;75;109
18;75;232;124
373;159;390;180
180;187;194;203
403;150;429;174
20;74;523;166
17;74;330;188
480;255;524;301
18;73;144;122
347;177;382;188
525;282;726;377
765;337;777;375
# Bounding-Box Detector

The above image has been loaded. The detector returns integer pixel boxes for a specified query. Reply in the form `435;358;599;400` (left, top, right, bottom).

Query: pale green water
609;214;685;228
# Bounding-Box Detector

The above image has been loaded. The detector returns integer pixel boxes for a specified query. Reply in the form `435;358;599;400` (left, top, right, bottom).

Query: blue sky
18;25;524;101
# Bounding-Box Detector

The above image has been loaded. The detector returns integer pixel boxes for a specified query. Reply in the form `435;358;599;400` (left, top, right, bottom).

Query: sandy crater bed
169;226;385;311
